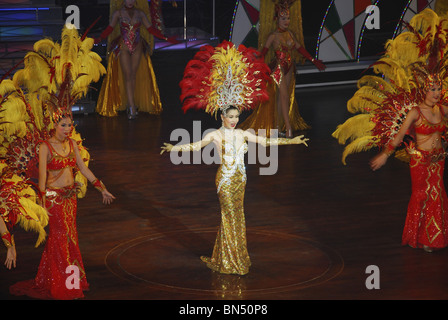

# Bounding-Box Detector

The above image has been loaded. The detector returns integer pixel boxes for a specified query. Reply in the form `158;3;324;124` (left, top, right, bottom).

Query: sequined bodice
272;31;295;71
415;107;448;135
217;135;248;193
119;18;141;54
44;140;76;171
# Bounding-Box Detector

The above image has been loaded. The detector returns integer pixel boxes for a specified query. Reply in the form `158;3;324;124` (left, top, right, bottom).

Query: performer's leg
119;45;142;119
129;44;143;114
277;69;293;138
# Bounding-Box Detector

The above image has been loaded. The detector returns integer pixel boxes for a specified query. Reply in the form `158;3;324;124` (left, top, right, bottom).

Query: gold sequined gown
201;136;251;275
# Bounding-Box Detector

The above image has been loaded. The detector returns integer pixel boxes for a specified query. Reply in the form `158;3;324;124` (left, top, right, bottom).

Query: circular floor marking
105;228;344;297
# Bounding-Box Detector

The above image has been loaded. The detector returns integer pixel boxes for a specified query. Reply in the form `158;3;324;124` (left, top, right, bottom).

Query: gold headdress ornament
274;0;297;18
180;41;271;118
216;65;245;115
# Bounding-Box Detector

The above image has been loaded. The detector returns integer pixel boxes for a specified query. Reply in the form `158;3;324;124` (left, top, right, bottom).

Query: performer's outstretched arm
160;132;215;154
140;10;179;44
71;139;116;205
94;11;119;44
243;129;309;147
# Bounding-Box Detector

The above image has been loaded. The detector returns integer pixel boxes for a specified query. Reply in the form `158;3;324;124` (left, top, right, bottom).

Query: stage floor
1;50;447;302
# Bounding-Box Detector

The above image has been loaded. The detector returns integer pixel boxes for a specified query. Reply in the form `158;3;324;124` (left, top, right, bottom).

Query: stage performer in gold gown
333;9;448;252
160;41;309;275
0;26;115;299
95;0;177;119
240;0;325;138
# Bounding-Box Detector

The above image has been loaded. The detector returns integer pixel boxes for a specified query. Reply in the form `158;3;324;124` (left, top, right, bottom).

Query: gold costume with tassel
171;41;271;275
96;0;162;117
165;40;308;275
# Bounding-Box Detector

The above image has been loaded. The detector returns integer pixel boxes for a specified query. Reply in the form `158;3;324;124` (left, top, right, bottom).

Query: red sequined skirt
402;147;448;249
10;184;89;299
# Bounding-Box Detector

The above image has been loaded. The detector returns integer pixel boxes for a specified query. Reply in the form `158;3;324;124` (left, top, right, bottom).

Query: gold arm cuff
1;232;14;248
91;179;107;193
172;141;203;152
265;138;293;146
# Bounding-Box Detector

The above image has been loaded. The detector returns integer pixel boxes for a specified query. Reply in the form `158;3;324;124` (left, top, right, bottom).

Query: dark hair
222;105;239;116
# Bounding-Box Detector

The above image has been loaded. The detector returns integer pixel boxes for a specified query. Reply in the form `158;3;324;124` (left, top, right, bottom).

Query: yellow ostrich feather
410;8;439;34
357;76;394;93
16;197;48;247
341;136;377;165
347;87;386;114
347;96;380;115
56;27;80;82
332;113;374;144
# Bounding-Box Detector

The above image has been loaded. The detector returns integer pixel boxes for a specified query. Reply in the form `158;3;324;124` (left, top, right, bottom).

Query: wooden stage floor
1;51;448;302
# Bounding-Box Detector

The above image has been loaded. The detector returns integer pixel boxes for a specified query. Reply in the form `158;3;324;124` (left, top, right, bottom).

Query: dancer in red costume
370;79;448;252
333;9;448;252
240;0;325;138
95;0;178;119
11;115;115;300
1;26;115;299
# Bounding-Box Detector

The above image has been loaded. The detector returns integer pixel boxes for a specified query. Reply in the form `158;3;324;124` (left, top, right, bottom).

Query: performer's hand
160;143;173;154
370;152;388;171
102;190;116;205
291;135;309;147
4;246;16;270
166;36;180;45
313;59;326;71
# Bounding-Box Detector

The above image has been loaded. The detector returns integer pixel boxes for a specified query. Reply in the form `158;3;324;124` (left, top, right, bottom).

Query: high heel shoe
127;106;137;120
286;128;293;139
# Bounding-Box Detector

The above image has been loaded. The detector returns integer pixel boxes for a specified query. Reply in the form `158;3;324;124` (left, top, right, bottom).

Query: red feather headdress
179;41;271;118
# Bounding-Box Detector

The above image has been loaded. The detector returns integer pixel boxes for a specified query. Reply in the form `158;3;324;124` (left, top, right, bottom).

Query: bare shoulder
39;141;49;151
204;129;220;140
136;8;146;17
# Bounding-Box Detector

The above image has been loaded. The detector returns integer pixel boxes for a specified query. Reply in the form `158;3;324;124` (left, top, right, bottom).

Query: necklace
277;26;288;33
220;126;237;150
220;126;236;137
53;137;68;153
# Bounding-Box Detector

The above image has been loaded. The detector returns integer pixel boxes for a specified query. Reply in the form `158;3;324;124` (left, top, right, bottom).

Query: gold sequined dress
201;132;251;275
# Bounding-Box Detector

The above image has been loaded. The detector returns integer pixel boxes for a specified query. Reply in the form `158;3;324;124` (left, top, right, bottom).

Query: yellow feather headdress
333;9;448;165
0;25;105;245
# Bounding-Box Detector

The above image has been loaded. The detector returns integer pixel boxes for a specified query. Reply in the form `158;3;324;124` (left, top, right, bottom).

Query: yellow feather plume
341;136;376;165
332;114;374;144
